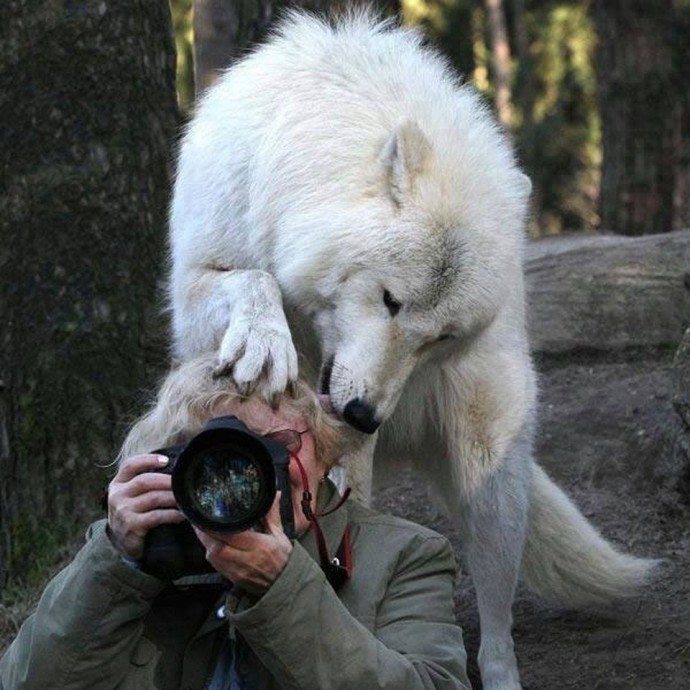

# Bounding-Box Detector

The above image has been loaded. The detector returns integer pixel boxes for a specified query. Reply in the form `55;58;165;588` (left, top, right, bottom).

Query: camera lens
169;418;288;534
181;444;269;525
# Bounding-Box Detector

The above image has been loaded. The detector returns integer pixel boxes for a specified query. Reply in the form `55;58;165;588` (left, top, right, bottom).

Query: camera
142;415;295;580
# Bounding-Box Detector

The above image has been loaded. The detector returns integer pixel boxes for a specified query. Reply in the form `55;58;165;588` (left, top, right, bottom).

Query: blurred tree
511;0;536;132
484;0;513;126
402;0;475;81
0;0;178;587
516;1;600;234
171;0;195;111
594;0;675;235
404;1;601;234
672;0;690;229
193;0;273;97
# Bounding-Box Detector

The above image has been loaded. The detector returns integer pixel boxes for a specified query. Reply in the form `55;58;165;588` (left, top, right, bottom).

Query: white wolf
169;11;656;689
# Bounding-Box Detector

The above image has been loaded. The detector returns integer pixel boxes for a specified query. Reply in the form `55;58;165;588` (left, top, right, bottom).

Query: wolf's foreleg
449;436;532;690
171;266;298;400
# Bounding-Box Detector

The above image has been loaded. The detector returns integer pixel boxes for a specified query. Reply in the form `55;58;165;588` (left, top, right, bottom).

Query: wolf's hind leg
447;440;531;690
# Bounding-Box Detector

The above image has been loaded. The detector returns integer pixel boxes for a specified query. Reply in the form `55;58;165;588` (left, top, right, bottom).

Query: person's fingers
193;526;213;549
263;492;285;536
192;522;291;593
194;526;257;551
122;472;173;497
108;473;173;515
113;454;170;483
107;504;186;560
128;489;179;513
136;508;186;531
114;507;185;535
109;490;180;524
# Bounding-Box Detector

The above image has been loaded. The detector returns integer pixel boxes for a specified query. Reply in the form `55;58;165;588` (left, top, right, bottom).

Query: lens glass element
184;445;265;525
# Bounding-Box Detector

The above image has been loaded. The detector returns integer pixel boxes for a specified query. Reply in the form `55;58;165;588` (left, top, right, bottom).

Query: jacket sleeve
228;534;471;690
0;520;165;690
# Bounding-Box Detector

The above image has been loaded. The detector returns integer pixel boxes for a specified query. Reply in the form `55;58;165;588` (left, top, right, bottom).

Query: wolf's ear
380;119;431;206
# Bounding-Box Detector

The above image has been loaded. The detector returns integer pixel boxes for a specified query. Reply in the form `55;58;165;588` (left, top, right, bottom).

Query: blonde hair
119;355;346;469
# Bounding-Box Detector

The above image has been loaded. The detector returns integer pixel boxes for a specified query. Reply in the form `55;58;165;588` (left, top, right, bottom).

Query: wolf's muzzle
343;398;381;434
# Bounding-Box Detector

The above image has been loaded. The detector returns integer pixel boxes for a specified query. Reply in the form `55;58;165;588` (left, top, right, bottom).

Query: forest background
1;1;689;685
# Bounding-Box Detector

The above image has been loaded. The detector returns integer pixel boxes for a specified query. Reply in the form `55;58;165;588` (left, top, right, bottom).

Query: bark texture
0;1;178;585
594;0;675;235
672;4;690;230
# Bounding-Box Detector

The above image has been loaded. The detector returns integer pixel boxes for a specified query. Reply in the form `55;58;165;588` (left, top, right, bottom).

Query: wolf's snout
343;398;381;434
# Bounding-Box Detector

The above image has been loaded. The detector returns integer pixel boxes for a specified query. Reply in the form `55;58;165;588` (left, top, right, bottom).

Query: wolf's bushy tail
521;464;659;607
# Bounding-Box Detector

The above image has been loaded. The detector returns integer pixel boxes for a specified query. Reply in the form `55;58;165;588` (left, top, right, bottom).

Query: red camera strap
290;452;353;588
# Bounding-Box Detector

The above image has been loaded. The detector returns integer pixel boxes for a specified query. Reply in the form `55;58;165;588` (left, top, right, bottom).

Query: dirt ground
373;350;690;689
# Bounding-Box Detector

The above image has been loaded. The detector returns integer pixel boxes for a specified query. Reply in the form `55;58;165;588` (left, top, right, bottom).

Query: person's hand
107;454;186;561
194;493;292;595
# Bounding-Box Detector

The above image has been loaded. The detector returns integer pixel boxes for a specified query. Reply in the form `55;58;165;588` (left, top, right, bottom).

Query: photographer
0;355;470;689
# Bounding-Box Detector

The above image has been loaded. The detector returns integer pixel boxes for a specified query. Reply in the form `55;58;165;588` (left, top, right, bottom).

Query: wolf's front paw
215;316;298;401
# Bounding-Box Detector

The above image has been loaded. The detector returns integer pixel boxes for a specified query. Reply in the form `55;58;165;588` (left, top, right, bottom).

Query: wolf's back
521;464;658;606
190;9;511;192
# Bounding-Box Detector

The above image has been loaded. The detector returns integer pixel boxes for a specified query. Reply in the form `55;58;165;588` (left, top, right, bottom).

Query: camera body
142;416;294;580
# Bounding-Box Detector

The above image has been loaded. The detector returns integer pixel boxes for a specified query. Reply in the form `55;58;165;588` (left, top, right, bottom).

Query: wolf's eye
383;289;401;317
438;334;453;342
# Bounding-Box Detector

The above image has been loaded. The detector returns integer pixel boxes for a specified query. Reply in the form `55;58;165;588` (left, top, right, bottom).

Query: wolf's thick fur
169;11;656;689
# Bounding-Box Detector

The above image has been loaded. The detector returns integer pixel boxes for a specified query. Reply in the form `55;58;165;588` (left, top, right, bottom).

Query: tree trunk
193;0;394;97
193;0;272;96
525;231;690;355
672;1;690;230
484;0;513;127
0;1;178;586
511;0;534;130
673;98;690;230
594;0;675;235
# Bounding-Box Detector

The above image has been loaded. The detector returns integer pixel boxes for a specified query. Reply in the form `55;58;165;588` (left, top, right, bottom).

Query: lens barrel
170;416;290;534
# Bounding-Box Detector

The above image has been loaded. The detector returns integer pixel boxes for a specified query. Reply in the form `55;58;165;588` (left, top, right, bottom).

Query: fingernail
157;455;169;465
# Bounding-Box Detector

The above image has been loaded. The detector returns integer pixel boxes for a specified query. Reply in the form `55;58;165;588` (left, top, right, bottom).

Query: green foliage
9;520;64;591
517;1;600;233
402;0;475;79
403;0;601;234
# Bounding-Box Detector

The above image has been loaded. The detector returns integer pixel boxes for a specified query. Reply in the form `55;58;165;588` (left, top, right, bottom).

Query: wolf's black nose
343;399;381;434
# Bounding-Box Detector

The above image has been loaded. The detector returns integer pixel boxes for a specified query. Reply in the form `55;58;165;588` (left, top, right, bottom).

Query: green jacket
0;483;470;689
